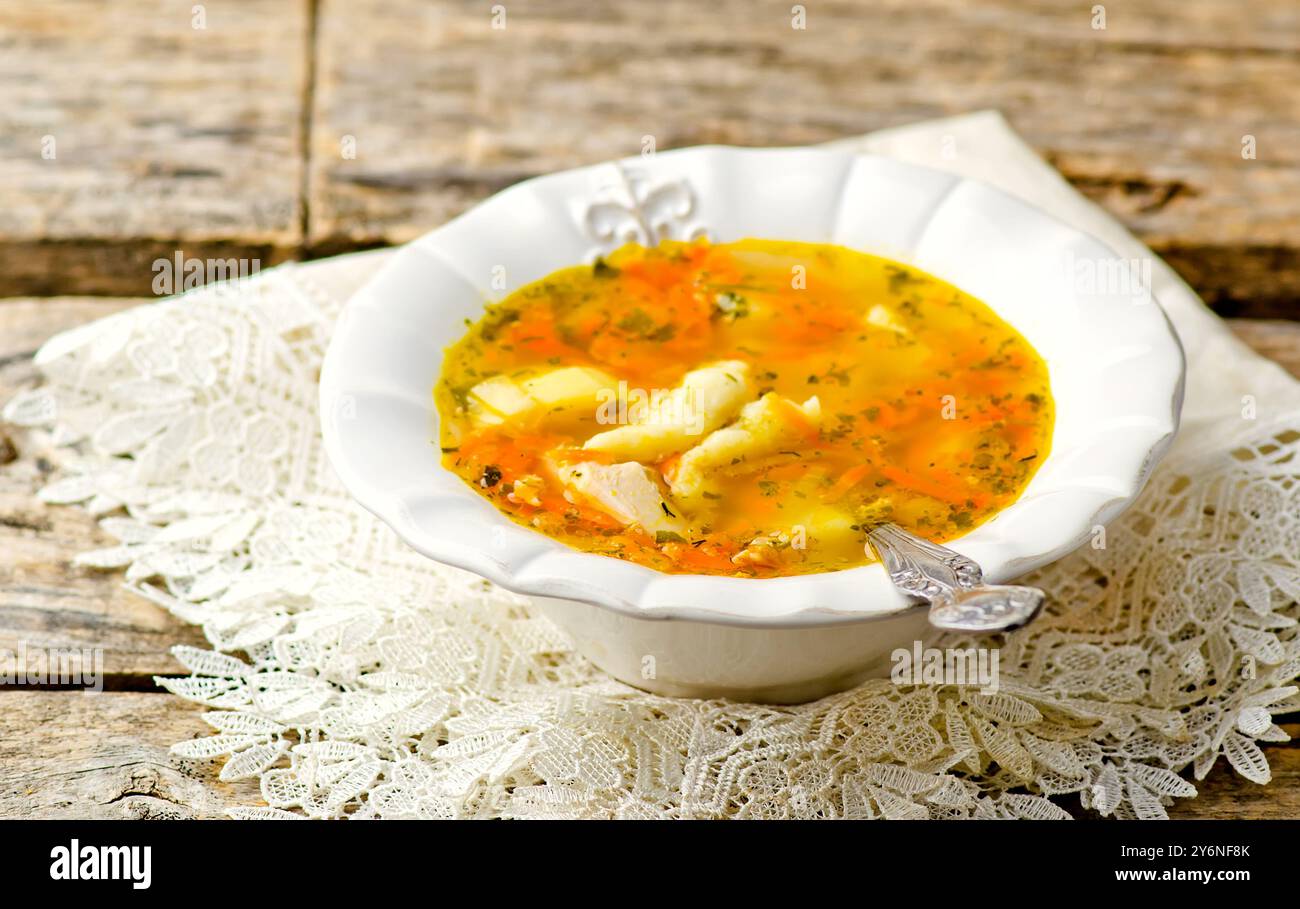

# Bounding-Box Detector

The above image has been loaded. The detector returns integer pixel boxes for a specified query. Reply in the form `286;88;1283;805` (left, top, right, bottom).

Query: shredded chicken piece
550;459;690;537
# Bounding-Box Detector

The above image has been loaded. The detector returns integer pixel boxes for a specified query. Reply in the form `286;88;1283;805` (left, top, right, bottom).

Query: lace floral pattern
6;251;1300;819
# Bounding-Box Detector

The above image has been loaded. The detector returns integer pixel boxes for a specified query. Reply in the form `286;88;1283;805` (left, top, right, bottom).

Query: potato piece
731;504;868;571
466;367;617;429
552;460;690;537
671;393;821;499
582;360;752;462
523;366;617;412
467;375;537;427
803;505;859;548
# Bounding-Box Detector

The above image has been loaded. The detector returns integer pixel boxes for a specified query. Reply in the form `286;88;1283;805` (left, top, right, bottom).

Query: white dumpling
582;360;752;462
670;393;822;500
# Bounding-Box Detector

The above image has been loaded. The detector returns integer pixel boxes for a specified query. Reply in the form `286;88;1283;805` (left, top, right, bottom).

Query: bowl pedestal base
532;595;937;704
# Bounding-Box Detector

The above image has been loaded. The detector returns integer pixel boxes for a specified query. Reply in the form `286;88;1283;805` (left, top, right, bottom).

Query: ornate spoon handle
864;523;1045;633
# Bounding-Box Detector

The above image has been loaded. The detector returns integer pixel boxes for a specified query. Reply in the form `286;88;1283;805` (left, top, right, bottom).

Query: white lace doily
6;113;1300;819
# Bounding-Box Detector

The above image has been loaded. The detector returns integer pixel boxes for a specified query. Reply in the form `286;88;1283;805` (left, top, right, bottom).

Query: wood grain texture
0;0;308;296
0;692;258;819
308;0;1300;317
1169;723;1300;819
2;0;1298;316
1228;320;1300;376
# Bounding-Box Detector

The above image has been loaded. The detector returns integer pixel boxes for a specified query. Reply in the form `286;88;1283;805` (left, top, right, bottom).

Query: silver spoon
865;523;1045;633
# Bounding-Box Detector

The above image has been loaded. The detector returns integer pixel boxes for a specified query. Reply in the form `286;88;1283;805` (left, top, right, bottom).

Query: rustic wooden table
0;0;1297;819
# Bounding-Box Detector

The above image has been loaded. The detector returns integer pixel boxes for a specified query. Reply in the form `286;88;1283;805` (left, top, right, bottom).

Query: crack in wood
298;0;321;254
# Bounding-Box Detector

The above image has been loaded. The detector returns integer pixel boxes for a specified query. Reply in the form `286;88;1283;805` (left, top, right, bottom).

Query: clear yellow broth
435;238;1053;577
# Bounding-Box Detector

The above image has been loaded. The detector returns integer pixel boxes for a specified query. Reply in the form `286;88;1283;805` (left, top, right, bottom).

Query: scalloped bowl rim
319;145;1185;629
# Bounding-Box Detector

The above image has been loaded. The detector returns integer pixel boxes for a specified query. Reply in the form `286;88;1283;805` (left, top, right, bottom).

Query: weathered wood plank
0;487;209;683
0;298;206;681
0;691;259;819
3;0;1297;312
1228;320;1300;377
0;0;309;296
308;0;1300;316
1169;723;1300;819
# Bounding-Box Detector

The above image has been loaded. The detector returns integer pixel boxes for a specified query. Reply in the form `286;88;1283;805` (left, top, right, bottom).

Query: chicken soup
435;238;1053;577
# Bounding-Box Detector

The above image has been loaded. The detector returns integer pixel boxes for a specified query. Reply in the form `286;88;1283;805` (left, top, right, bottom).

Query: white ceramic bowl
319;146;1185;703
